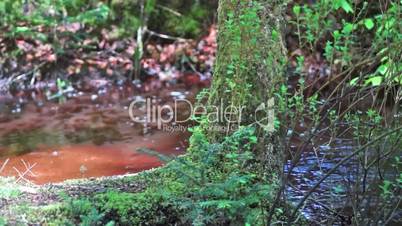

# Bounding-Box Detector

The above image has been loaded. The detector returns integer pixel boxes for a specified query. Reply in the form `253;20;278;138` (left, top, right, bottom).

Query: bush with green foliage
0;0;215;41
290;0;401;87
75;126;281;225
0;0;109;39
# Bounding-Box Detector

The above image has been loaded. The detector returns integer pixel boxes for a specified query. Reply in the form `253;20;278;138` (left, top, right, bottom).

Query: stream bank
0;169;154;225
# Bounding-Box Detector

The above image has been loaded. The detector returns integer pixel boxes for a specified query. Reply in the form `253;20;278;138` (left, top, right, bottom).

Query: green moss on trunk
201;0;287;175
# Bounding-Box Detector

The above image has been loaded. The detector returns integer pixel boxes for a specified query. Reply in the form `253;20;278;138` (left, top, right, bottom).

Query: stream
0;82;194;184
0;81;400;225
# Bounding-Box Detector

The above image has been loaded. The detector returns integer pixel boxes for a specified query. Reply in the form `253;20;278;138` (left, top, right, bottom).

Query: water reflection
0;83;193;184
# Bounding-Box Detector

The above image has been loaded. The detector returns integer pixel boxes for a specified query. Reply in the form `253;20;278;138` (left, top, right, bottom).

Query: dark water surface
285;135;401;225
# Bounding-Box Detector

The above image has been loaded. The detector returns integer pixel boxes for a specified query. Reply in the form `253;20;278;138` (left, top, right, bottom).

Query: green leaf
333;185;344;193
341;0;354;13
364;18;375;30
349;77;359;86
342;23;354;34
105;221;115;226
271;29;279;41
280;84;287;94
394;74;402;85
248;135;258;144
365;76;383;86
334;0;354;13
293;5;301;16
380;180;392;195
377;64;388;75
333;30;341;39
217;201;232;209
14;26;30;33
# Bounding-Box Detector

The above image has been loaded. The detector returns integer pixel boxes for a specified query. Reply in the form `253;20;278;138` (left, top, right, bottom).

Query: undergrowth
20;126;284;226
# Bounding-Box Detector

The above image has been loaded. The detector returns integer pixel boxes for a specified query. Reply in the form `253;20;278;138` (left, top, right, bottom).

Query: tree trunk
204;0;286;175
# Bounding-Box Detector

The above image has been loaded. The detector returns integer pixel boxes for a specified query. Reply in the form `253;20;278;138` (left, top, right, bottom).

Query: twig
13;159;37;183
21;159;37;177
13;167;30;183
0;158;9;173
156;4;182;17
383;198;401;225
145;29;191;42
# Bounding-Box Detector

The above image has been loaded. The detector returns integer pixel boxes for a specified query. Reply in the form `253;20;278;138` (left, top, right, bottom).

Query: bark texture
205;0;286;175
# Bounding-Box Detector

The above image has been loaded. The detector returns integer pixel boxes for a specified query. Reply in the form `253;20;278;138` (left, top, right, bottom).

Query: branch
145;29;191;42
156;4;182;17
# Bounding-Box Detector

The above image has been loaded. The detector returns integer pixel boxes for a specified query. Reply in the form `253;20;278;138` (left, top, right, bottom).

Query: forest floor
0;171;151;224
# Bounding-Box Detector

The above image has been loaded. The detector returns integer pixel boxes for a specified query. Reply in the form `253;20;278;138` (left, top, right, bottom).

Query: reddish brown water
0;83;193;184
0;135;186;184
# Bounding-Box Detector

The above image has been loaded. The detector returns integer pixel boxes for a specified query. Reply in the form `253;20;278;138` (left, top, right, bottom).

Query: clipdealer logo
128;97;276;132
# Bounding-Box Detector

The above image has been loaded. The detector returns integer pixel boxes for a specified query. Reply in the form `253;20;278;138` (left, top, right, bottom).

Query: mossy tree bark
204;0;286;175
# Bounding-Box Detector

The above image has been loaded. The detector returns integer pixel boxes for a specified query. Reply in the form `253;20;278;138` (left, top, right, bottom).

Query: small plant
79;208;106;226
56;196;107;226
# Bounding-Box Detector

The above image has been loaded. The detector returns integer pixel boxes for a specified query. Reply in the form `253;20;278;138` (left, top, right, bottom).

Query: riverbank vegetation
0;0;401;225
